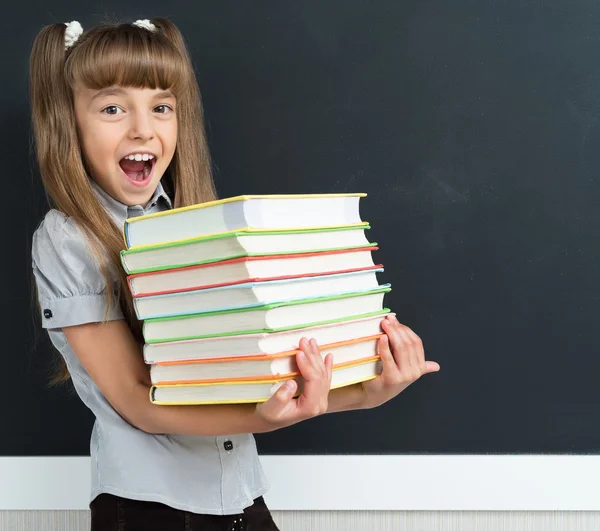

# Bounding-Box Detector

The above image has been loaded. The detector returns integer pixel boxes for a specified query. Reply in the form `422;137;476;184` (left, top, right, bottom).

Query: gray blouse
30;181;269;515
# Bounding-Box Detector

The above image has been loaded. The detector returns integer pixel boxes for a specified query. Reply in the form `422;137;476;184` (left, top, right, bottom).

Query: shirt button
224;440;234;451
43;309;53;319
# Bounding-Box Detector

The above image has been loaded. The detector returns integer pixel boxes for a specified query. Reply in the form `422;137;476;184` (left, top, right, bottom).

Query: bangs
65;25;188;95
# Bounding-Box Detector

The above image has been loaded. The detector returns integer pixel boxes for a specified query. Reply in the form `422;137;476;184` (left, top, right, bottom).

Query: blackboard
7;0;600;457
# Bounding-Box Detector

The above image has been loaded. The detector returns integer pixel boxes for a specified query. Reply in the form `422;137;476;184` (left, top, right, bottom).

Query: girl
29;17;440;531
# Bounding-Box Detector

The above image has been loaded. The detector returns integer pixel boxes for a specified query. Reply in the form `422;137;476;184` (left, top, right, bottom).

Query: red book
128;246;380;297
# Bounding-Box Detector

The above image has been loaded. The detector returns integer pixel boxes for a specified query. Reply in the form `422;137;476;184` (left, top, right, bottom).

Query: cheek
79;130;118;179
161;115;177;145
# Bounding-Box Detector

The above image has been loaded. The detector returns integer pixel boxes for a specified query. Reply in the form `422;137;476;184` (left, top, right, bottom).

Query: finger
398;322;432;376
297;338;318;374
386;316;421;370
295;342;331;417
378;334;399;378
295;344;328;401
402;325;424;370
401;323;424;356
323;352;334;385
298;338;322;373
381;317;412;370
309;338;328;374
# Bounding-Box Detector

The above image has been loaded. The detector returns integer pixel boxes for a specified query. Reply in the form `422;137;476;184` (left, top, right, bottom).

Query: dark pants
90;493;280;531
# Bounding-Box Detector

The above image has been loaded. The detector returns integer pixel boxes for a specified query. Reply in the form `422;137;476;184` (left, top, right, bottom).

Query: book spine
132;298;142;321
127;277;138;298
119;251;131;275
123;221;131;248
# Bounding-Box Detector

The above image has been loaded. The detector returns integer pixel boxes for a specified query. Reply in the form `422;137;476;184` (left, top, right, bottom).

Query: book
128;247;379;297
123;193;367;248
143;312;391;364
143;286;391;343
150;334;382;384
120;226;373;275
149;356;382;405
133;268;383;320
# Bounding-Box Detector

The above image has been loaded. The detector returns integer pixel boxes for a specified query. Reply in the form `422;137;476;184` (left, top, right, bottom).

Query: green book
120;225;373;274
143;286;391;343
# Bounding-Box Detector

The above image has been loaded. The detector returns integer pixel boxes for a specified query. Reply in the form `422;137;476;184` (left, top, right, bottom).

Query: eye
102;105;123;115
154;105;174;114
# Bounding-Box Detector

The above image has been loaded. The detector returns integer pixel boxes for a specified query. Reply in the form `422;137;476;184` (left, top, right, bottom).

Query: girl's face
73;84;177;207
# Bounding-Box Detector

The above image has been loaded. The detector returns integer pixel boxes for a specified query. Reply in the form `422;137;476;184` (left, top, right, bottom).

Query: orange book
150;334;383;385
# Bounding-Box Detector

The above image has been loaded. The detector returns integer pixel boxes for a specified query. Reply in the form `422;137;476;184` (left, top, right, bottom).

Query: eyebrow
91;87;176;101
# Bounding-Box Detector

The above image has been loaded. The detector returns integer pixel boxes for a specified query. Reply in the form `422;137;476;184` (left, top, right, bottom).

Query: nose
128;110;155;141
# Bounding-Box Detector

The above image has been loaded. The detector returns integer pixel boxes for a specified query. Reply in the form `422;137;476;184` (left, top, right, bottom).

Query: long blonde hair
29;18;217;384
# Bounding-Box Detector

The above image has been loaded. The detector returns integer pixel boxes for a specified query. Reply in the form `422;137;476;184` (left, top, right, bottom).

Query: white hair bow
64;21;83;50
132;19;157;32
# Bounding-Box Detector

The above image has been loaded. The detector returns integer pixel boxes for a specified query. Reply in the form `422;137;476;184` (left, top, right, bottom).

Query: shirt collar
90;180;173;223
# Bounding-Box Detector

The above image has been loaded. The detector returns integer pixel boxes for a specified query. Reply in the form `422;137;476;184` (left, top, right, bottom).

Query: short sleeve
31;209;124;329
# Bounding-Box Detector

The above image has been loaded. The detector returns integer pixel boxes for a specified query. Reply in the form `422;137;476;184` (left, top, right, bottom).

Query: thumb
263;380;297;413
424;361;441;373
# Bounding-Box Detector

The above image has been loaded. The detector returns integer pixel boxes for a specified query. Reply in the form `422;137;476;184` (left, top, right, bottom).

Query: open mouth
118;156;156;186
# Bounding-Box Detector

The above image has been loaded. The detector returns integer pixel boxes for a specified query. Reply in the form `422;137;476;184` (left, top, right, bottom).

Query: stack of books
119;194;392;405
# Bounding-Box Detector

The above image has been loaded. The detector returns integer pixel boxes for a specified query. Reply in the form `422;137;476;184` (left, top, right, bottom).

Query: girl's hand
360;314;440;409
255;338;333;430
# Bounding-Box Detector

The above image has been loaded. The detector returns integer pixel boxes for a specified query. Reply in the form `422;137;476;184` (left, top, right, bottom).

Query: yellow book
123;193;368;249
149;355;382;405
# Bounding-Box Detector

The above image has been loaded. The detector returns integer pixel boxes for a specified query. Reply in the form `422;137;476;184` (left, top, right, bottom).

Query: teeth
124;154;155;161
